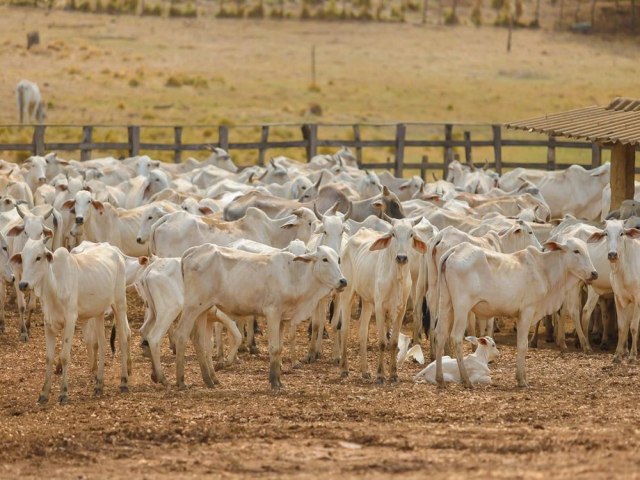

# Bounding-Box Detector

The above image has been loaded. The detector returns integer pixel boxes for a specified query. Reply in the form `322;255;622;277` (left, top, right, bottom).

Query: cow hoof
0;324;5;334
249;346;260;355
151;371;159;383
628;357;637;364
332;358;341;366
340;370;349;378
119;385;129;394
20;332;28;343
528;341;538;349
37;394;48;404
177;383;188;391
215;361;225;371
389;375;398;384
375;377;384;385
238;345;248;354
94;387;103;397
436;381;446;390
517;381;529;388
292;361;303;370
361;372;371;380
613;355;622;364
59;395;68;405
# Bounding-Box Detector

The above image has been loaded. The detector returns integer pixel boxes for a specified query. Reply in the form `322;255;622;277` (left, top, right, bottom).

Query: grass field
0;7;639;165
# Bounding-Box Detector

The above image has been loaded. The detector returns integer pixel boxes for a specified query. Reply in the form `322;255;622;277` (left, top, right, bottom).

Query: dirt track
1;292;639;479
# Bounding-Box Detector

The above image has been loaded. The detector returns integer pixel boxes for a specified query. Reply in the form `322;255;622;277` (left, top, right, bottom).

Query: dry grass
0;7;638;165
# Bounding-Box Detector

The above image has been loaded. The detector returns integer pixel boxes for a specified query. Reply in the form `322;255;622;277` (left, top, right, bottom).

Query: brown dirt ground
1;291;640;479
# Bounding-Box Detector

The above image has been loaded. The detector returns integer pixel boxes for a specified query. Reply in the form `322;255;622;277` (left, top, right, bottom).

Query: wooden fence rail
0;122;619;178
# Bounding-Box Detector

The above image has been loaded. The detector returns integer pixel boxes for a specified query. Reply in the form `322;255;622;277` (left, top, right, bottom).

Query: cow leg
306;300;326;364
26;292;36;330
213;321;224;366
516;314;532;387
0;283;5;334
338;291;354;377
214;309;242;367
111;295;130;393
287;321;301;369
358;302;374;380
248;316;259;355
266;312;283;391
555;310;567;352
453;309;473;388
330;295;343;364
175;303;206;390
58;314;77;405
16;285;28;342
94;316;106;396
629;303;640;362
487;317;496;338
38;323;57;403
477;316;488;337
600;298;612;349
146;303;180;385
83;318;98;376
191;314;217;387
374;305;387;384
613;299;631;363
388;306;406;383
466;312;476;338
529;317;541;348
580;288;599;353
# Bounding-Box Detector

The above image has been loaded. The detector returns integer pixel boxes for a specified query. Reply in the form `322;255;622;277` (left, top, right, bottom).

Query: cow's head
11;238;52;293
465;336;500;362
369;219;428;265
313;202;351;257
0;233;15;285
137;205;170;244
62;190;104;225
358;170;382;198
23;155;48;186
293;245;346;291
497;220;542;252
545;237;597;284
372;186;405;220
587;219;640;263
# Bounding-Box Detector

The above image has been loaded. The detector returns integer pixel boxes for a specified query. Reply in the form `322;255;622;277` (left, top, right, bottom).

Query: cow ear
587;231;605;243
543;241;564;251
371;200;384;209
477;337;488;345
464;336;479;345
513;227;523;234
43;227;53;239
198;206;214;215
7;225;24;237
91;200;104;213
10;253;22;265
138;256;149;266
293;255;314;263
62;199;75;210
624;228;640;239
369;234;392;251
412;236;428;254
399;182;409;191
56;184;68;192
46;251;53;262
281;219;298;229
83;185;92;193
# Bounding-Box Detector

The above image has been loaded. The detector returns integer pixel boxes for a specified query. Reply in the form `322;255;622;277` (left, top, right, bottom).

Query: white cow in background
16;80;45;124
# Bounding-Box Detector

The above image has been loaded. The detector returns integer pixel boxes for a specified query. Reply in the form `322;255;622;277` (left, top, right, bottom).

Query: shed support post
610;142;636;212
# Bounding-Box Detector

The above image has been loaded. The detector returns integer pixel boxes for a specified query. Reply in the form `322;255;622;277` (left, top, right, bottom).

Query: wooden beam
610;142;636;212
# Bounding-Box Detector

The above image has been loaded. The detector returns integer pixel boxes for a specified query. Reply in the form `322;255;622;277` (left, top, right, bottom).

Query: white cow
415;336;499;385
176;245;346;390
435;238;597;388
0;233;16;334
11;240;130;404
16;80;45;124
587;220;640;363
338;220;427;382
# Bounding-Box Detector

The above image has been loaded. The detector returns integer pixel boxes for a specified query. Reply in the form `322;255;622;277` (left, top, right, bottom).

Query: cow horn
343;201;352;221
314;172;324;189
270;158;276;168
382;185;390;197
15;204;26;219
258;169;268;181
382;212;394;224
291;208;304;217
483;159;489;170
313;202;324;221
329;201;340;215
248;172;256;184
431;172;438;182
43;207;54;220
205;144;214;152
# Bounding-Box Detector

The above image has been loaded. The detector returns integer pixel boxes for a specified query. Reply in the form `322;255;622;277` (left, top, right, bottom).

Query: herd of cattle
0;146;638;403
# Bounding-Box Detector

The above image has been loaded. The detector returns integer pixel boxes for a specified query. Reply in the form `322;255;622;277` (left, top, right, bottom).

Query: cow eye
322;258;328;263
2;246;6;251
36;256;41;261
620;232;624;237
391;233;395;238
573;250;579;254
148;216;153;220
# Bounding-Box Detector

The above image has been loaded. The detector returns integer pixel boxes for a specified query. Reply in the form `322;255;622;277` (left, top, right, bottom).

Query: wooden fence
0;122;610;178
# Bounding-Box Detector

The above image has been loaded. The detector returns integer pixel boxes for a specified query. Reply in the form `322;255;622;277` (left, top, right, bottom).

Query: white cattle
377;171;423;201
11;240;130;404
446;160;497;194
498;163;610;220
338;220;427;382
397;332;425;369
601;182;640;221
435;238;597;388
176;245;346;389
415;336;499;385
16;80;45;124
587;220;640;363
0;233;16;334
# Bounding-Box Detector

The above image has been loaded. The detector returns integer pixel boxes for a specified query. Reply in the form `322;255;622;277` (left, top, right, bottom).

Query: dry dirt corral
1;292;640;479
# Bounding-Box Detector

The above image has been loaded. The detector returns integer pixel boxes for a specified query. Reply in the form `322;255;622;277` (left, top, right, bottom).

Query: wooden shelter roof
505;97;640;146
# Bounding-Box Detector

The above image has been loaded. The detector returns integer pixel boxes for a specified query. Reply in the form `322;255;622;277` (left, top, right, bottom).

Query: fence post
591;142;602;168
32;125;45;156
218;125;229;151
547;135;556;170
80;125;93;161
173;126;182;164
420;154;428;180
463;130;472;166
352;124;363;167
443;123;453;178
395;123;406;178
492;124;502;174
301;124;318;161
128;126;140;157
257;125;270;167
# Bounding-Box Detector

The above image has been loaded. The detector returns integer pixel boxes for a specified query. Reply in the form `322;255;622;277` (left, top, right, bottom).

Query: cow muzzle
608;252;618;261
336;278;347;291
18;281;29;292
585;271;598;284
136;237;144;244
396;254;408;265
38;177;46;184
75;217;84;225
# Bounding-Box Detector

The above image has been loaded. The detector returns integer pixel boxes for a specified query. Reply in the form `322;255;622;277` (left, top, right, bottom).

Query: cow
176;245;346;390
587;220;640;363
11;240;130;404
498;163;610;220
338;220;428;382
446;160;497;194
16;80;45;124
415;336;499;385
377;171;424;201
434;237;597;388
0;233;16;334
601;182;640;221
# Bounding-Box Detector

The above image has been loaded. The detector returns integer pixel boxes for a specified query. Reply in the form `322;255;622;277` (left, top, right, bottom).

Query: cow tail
110;324;116;354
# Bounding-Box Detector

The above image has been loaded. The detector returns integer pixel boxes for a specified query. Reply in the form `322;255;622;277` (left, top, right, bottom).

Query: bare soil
1;291;639;479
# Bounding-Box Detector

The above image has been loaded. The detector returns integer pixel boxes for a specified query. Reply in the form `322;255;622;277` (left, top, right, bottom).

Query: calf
415;336;499;385
11;240;130;404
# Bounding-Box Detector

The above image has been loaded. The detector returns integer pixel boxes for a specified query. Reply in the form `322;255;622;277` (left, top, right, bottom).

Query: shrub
444;9;459;24
165;76;182;87
246;2;264;18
